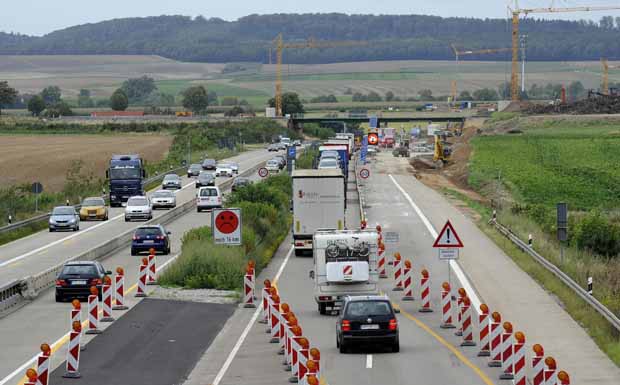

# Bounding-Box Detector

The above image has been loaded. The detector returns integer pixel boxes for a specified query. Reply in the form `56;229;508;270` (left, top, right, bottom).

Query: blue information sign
369;116;378;129
287;146;296;158
360;135;368;164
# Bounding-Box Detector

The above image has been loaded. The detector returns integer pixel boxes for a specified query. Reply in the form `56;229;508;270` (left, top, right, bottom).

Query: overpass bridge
288;113;469;129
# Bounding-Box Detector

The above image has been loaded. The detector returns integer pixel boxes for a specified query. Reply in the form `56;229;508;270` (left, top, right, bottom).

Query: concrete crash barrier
0;161;267;315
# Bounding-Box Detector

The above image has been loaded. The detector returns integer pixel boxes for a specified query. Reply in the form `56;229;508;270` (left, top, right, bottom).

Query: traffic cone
113;268;128;310
402;260;414;301
544;357;557;385
477;304;490;356
440;282;455;329
488;312;502;367
25;369;37;385
460;296;475;346
499;322;514;380
63;321;82;378
531;344;545;385
392;253;403;291
85;287;102;335
35;343;51;385
101;276;115;322
135;258;148;297
513;332;526;385
418;269;432;312
147;252;157;285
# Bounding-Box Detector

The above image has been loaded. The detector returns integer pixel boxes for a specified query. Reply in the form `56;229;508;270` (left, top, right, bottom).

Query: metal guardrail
0;165;186;235
491;219;620;332
0;161;265;318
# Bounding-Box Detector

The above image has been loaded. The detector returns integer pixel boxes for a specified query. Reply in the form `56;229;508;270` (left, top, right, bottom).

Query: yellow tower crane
450;45;511;102
600;58;620;95
272;34;366;116
509;1;620;101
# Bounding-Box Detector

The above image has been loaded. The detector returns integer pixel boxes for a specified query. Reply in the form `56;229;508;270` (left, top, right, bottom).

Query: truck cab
311;229;379;314
107;155;146;207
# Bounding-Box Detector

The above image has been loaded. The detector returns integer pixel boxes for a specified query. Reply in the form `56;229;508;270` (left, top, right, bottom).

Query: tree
473;88;499;101
418;89;433;100
225;105;245;117
77;89;94;108
268;92;304;115
498;82;511;99
182;86;209;113
385;91;395;102
367;91;382;102
0;81;18;115
145;91;175;107
110;89;129;111
44;101;73;117
567;81;585;101
41;86;61;106
27;95;46;116
458;90;472;100
600;16;615;30
121;76;157;103
207;90;218;106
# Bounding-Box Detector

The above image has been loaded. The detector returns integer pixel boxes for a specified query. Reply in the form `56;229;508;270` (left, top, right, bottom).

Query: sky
2;0;620;36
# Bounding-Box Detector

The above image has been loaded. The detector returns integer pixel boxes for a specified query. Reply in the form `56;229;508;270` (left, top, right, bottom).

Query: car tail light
90;278;102;286
217;197;222;203
295;242;304;247
342;320;351;332
156;235;164;240
389;318;398;331
318;296;332;301
133;235;139;240
56;279;67;287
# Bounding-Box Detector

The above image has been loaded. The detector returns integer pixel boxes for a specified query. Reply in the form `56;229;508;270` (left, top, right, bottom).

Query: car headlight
69;218;76;223
49;218;56;224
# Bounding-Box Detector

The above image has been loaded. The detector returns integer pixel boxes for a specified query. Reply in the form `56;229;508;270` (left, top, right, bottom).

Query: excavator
433;135;452;166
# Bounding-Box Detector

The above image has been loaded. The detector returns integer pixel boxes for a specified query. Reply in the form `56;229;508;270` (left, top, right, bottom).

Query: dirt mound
525;95;620;115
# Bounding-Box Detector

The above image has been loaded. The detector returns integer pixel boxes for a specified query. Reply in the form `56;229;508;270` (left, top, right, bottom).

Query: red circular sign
215;210;239;234
359;168;370;179
258;167;269;178
368;133;379;146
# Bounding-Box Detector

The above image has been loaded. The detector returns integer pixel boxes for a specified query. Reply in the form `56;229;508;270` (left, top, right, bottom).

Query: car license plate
143;240;154;244
71;280;87;285
360;324;379;330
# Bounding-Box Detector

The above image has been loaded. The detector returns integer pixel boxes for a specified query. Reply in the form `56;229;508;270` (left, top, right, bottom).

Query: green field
155;80;270;107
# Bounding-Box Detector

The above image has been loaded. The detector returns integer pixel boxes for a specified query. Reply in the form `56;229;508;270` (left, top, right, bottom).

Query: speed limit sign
359;168;370;179
258;167;268;178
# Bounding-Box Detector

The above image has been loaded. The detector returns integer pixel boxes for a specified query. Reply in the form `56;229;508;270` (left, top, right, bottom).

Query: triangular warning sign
433;220;464;248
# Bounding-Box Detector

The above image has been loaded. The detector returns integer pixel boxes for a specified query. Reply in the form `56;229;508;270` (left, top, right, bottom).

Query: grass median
159;173;292;291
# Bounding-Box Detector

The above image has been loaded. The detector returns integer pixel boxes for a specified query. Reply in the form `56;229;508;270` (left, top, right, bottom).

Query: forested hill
1;13;620;63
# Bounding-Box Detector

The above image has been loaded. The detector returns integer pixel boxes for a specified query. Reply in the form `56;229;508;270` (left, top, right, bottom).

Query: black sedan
232;177;251;192
336;295;399;353
55;261;111;302
196;172;216;187
202;158;217;170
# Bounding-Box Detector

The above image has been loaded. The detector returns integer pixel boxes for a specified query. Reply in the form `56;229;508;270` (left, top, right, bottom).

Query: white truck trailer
292;169;346;257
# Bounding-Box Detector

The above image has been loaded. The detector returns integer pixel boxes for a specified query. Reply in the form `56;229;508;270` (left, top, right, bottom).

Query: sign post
212;208;242;245
287;146;296;173
432;220;464;292
31;182;44;212
557;203;568;264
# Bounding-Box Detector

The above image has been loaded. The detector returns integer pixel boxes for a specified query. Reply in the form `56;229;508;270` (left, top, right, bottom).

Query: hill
1;14;620;63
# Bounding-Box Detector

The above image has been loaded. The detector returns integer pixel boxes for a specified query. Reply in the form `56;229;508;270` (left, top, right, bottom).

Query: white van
196;186;222;212
310;229;379;314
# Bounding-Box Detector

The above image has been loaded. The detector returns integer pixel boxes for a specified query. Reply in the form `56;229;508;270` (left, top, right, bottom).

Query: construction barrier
260;280;271;324
289;328;303;382
306;360;318;385
532;344;545;385
310;348;321;381
402;260;413;301
147;251;157;285
477;304;490;356
243;264;256;308
460;296;475;346
558;370;570;385
544;357;557;385
488;312;502;367
418;269;432;312
101;276;114;322
513;331;526;385
135;258;148;298
440;282;455;329
499;322;514;380
25;368;37;385
293;337;309;383
85;287;101;335
63;321;82;378
285;316;298;371
113;268;128;310
392;253;403;291
35;344;51;385
455;288;466;336
270;293;281;343
378;241;387;279
279;304;290;355
70;300;85;352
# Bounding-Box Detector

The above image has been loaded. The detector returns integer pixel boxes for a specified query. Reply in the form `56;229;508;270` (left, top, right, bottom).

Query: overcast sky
3;0;620;36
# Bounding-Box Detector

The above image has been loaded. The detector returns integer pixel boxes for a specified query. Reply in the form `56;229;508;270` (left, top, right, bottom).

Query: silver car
162;174;182;189
49;206;80;232
151;190;176;209
124;196;152;222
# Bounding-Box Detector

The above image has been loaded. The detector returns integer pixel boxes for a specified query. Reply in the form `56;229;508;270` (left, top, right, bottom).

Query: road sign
212;208;242;245
287;146;296;158
432;220;463;248
369;116;378;129
384;231;399;243
360;135;368;164
438;248;459;260
359;168;370;179
258;168;269;178
368;133;379;146
31;182;43;194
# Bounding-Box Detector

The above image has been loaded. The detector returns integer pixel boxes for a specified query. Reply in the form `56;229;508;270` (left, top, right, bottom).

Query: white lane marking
387;174;482;313
366;354;373;369
0;252;181;385
211;246;294;385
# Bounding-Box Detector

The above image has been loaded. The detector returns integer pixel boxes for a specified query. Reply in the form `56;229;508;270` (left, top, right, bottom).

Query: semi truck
292;169;345;257
106;155;146;207
310;229;380;314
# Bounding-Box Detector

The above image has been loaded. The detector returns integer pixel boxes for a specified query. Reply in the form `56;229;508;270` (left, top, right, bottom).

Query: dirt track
0;134;172;191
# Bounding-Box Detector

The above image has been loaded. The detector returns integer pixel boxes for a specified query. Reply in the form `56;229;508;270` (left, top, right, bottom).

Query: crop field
0;134;172;191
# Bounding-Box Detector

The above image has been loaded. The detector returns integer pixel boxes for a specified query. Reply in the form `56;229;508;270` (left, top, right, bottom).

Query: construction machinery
508;1;620;101
450;44;511;102
271;34;366;117
433;135;452;165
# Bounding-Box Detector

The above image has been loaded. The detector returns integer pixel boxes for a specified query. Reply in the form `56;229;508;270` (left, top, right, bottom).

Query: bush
574;211;620;257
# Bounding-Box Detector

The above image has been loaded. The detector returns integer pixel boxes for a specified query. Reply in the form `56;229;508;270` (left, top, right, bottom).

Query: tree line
1;14;620;62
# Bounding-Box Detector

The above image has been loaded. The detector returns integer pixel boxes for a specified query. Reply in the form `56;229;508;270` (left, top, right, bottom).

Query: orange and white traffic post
285;315;299;370
279;303;291;355
260;279;271;324
289;328;304;382
544;357;558;385
147;249;157;285
460;296;475;346
305;360;318;385
63;321;82;378
310;348;321;380
270;293;281;343
306;373;319;385
455;287;466;336
243;263;256;308
418;269;432;312
378;241;387;278
477;304;490;356
499;321;514;380
531;344;545;385
25;368;37;385
488;312;502;367
392;252;403;291
402;260;414;301
266;287;277;334
85;286;102;335
70;299;86;351
513;331;526;385
135;257;148;297
293;337;310;383
101;276;115;322
440;282;455;328
113;267;128;310
35;343;51;385
558;370;570;385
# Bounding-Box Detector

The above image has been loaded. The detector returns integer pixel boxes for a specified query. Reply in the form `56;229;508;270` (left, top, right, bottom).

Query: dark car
131;225;171;255
202;158;217;170
162;174;182;189
196;171;215;187
55;261;111;302
336;295;399;353
232;177;251;192
187;163;202;177
273;154;286;169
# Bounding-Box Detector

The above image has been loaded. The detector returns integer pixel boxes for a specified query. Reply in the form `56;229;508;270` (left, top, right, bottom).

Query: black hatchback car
55;261;111;302
231;177;251;192
131;225;171;255
336;295;399;353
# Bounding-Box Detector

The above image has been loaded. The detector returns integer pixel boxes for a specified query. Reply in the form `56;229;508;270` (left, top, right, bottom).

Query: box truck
292;169;346;257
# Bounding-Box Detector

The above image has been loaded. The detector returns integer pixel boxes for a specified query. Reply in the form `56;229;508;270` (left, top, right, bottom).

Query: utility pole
520;35;527;94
